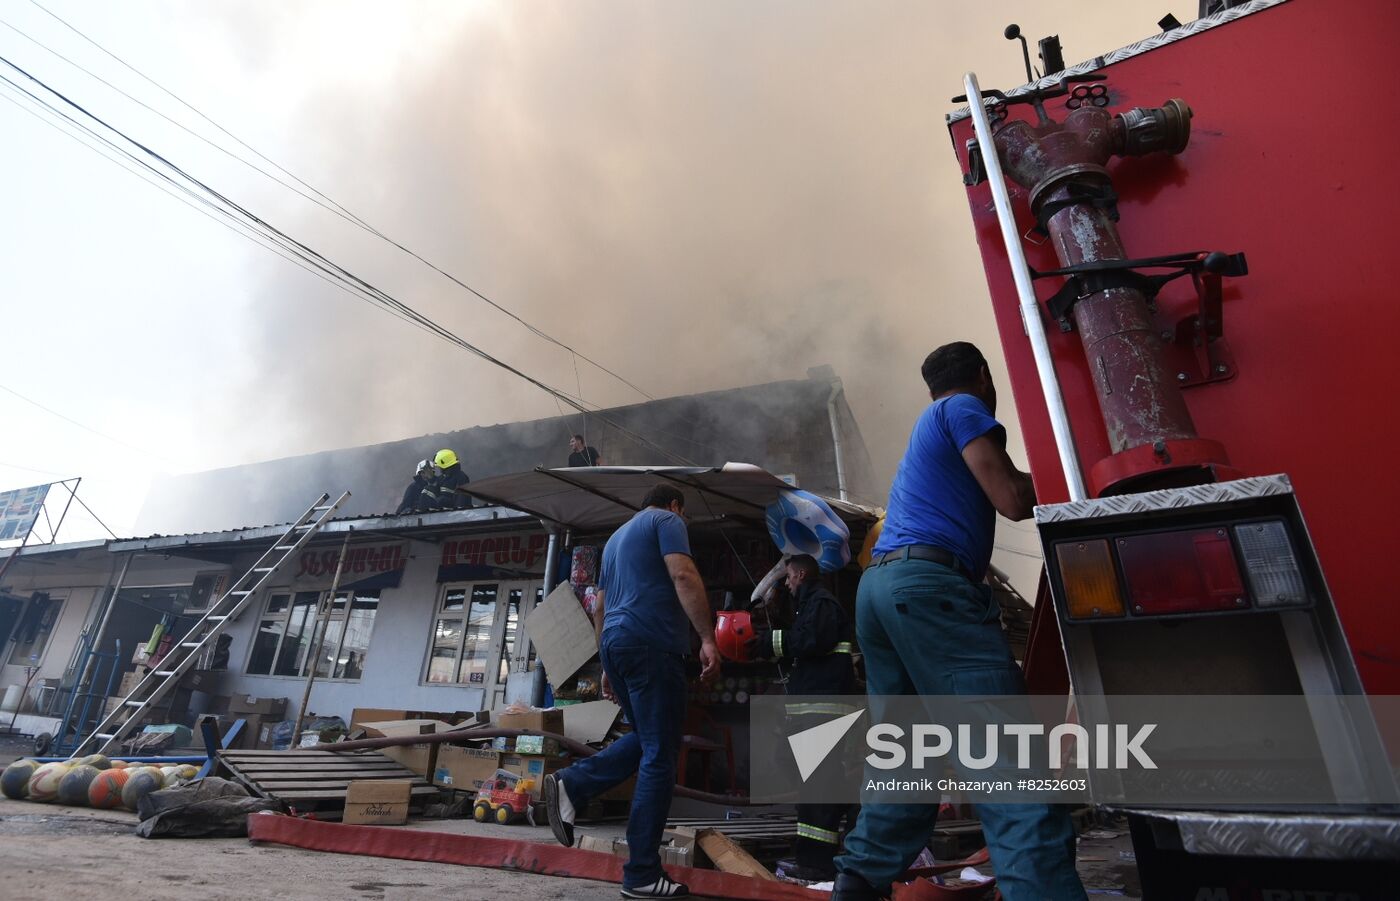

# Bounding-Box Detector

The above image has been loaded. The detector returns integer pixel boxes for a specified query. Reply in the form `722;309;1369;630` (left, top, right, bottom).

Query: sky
0;0;1194;593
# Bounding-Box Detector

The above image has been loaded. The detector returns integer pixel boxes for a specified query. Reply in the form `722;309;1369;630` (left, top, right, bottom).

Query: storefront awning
461;464;879;533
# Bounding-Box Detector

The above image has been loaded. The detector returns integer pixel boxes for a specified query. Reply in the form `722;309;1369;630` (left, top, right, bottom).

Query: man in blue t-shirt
833;342;1086;901
544;484;719;899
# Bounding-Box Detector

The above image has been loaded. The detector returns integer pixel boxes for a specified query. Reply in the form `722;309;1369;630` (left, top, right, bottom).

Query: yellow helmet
434;449;458;469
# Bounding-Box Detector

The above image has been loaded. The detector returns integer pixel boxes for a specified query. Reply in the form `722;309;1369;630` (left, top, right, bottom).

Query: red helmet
715;611;754;663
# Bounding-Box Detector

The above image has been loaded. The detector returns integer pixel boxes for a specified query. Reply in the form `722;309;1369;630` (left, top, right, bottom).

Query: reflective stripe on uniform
772;630;784;657
830;641;853;654
784;702;861;716
796;822;840;844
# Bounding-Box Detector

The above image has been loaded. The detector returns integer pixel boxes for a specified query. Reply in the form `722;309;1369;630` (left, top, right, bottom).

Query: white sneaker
620;874;690;898
543;773;575;847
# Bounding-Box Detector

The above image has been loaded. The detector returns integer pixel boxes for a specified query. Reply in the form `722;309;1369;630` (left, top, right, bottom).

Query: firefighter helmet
715;611;755;663
416;458;435;477
434;449;458;469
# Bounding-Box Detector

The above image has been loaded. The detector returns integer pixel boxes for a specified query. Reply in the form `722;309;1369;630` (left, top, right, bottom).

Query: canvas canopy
461;464;878;533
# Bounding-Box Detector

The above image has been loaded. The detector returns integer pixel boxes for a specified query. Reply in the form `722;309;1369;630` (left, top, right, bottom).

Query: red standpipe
992;100;1234;495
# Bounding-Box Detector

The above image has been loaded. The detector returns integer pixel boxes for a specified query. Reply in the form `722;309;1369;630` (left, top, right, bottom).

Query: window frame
424;580;541;687
245;587;379;681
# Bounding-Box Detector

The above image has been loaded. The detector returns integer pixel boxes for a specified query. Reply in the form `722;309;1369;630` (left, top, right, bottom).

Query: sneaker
620;874;689;898
832;871;884;900
542;773;574;847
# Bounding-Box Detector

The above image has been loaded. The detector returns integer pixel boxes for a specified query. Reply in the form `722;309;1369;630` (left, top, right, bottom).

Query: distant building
135;370;876;536
0;372;875;756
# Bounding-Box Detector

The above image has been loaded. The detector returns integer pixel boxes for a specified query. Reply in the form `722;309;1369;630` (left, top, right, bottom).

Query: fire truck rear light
1055;539;1124;619
1234;521;1310;608
1116;528;1246;616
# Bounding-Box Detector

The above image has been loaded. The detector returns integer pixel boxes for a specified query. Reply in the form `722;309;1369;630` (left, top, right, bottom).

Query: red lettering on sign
296;543;406;580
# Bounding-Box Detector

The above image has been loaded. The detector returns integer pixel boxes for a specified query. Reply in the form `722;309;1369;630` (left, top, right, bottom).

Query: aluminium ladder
70;491;351;758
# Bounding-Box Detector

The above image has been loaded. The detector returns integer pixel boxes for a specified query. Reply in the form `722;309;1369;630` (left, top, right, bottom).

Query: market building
0;370;878;766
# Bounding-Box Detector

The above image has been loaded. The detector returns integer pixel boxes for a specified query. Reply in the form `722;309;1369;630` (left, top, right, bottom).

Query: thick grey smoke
218;1;1187;587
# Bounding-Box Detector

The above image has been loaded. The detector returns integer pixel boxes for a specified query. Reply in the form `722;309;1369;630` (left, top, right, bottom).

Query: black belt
871;544;975;582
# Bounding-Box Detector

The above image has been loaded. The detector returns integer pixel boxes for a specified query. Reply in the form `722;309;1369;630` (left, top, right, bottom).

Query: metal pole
77;552;133;692
530;526;561;706
963;72;1089;502
826;380;850;502
292;529;353;741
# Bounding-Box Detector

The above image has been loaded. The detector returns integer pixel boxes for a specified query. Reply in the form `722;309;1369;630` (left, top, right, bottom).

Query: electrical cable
14;2;656;404
0;53;696;467
0;381;178;465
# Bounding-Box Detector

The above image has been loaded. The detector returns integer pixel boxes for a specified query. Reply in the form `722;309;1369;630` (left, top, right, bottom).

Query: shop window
247;589;378;679
497;586;543;683
428;584;498;684
7;592;62;666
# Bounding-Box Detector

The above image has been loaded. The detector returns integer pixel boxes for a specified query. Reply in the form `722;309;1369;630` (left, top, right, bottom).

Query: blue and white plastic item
765;489;851;572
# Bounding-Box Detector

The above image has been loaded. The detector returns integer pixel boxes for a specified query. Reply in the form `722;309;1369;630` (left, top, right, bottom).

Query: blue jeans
558;640;686;888
835;558;1086;900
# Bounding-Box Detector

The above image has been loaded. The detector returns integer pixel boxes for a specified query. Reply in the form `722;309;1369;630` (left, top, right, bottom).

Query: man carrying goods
544;484;720;899
832;342;1085;900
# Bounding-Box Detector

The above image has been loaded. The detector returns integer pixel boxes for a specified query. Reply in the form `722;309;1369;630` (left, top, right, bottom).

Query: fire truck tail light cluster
1116;528;1246;616
1055;539;1125;618
1234;520;1310;608
1054;518;1312;620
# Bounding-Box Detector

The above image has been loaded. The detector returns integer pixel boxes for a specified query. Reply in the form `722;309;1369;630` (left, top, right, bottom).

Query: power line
0;382;178;465
994;543;1043;560
0;53;696;467
15;1;656;404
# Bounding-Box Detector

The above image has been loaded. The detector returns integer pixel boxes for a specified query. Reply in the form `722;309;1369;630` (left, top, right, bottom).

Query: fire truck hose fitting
1114;99;1192;156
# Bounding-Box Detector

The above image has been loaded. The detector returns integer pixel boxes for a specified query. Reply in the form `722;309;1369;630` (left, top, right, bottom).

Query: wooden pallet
216;749;440;817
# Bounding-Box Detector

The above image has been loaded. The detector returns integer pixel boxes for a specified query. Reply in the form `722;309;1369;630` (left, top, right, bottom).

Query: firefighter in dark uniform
748;553;858;882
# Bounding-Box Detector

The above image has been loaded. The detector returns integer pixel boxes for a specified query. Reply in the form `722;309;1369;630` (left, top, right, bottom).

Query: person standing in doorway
544;484;719;899
832;342;1086;901
568;434;603;467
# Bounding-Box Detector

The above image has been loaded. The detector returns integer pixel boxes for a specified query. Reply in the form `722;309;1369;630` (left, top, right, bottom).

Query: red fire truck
948;0;1398;896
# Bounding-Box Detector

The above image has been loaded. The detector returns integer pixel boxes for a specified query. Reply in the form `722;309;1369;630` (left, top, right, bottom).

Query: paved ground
0;736;1140;899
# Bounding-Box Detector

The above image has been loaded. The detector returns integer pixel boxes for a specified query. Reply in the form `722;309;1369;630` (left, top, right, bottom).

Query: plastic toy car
472;774;536;825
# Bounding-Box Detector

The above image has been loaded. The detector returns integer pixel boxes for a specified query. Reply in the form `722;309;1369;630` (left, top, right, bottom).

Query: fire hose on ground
311;726;763;807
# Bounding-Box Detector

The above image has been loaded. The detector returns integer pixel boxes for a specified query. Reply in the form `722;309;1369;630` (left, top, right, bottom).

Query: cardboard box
499;753;567;798
361;719;459;778
577;827;696;867
495;708;564;738
116;670;142;697
696;829;777;880
342;780;411;825
433;746;500;791
229;695;287;717
350;708;484;731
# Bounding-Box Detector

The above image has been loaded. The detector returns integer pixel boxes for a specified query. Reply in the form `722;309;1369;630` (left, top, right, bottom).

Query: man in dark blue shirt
544;484;719;899
833;342;1085;901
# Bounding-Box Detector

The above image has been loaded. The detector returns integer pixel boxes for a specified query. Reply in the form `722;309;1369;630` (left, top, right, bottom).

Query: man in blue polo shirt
544;484;720;899
833;342;1085;900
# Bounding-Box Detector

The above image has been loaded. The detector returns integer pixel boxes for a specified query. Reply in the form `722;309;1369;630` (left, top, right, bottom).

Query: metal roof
107;504;534;553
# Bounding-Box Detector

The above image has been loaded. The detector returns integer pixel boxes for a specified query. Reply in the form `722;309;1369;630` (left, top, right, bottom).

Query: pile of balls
0;755;200;811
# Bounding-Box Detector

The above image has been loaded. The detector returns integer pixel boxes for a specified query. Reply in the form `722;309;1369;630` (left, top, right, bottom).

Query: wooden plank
242;778;427;790
230;763;416;773
269;786;441;800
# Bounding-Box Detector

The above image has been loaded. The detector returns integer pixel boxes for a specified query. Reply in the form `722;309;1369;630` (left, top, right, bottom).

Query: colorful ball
57;765;100;806
121;766;164;811
27;762;70;802
1;759;39;799
175;765;200;781
88;768;130;809
76;754;111;770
